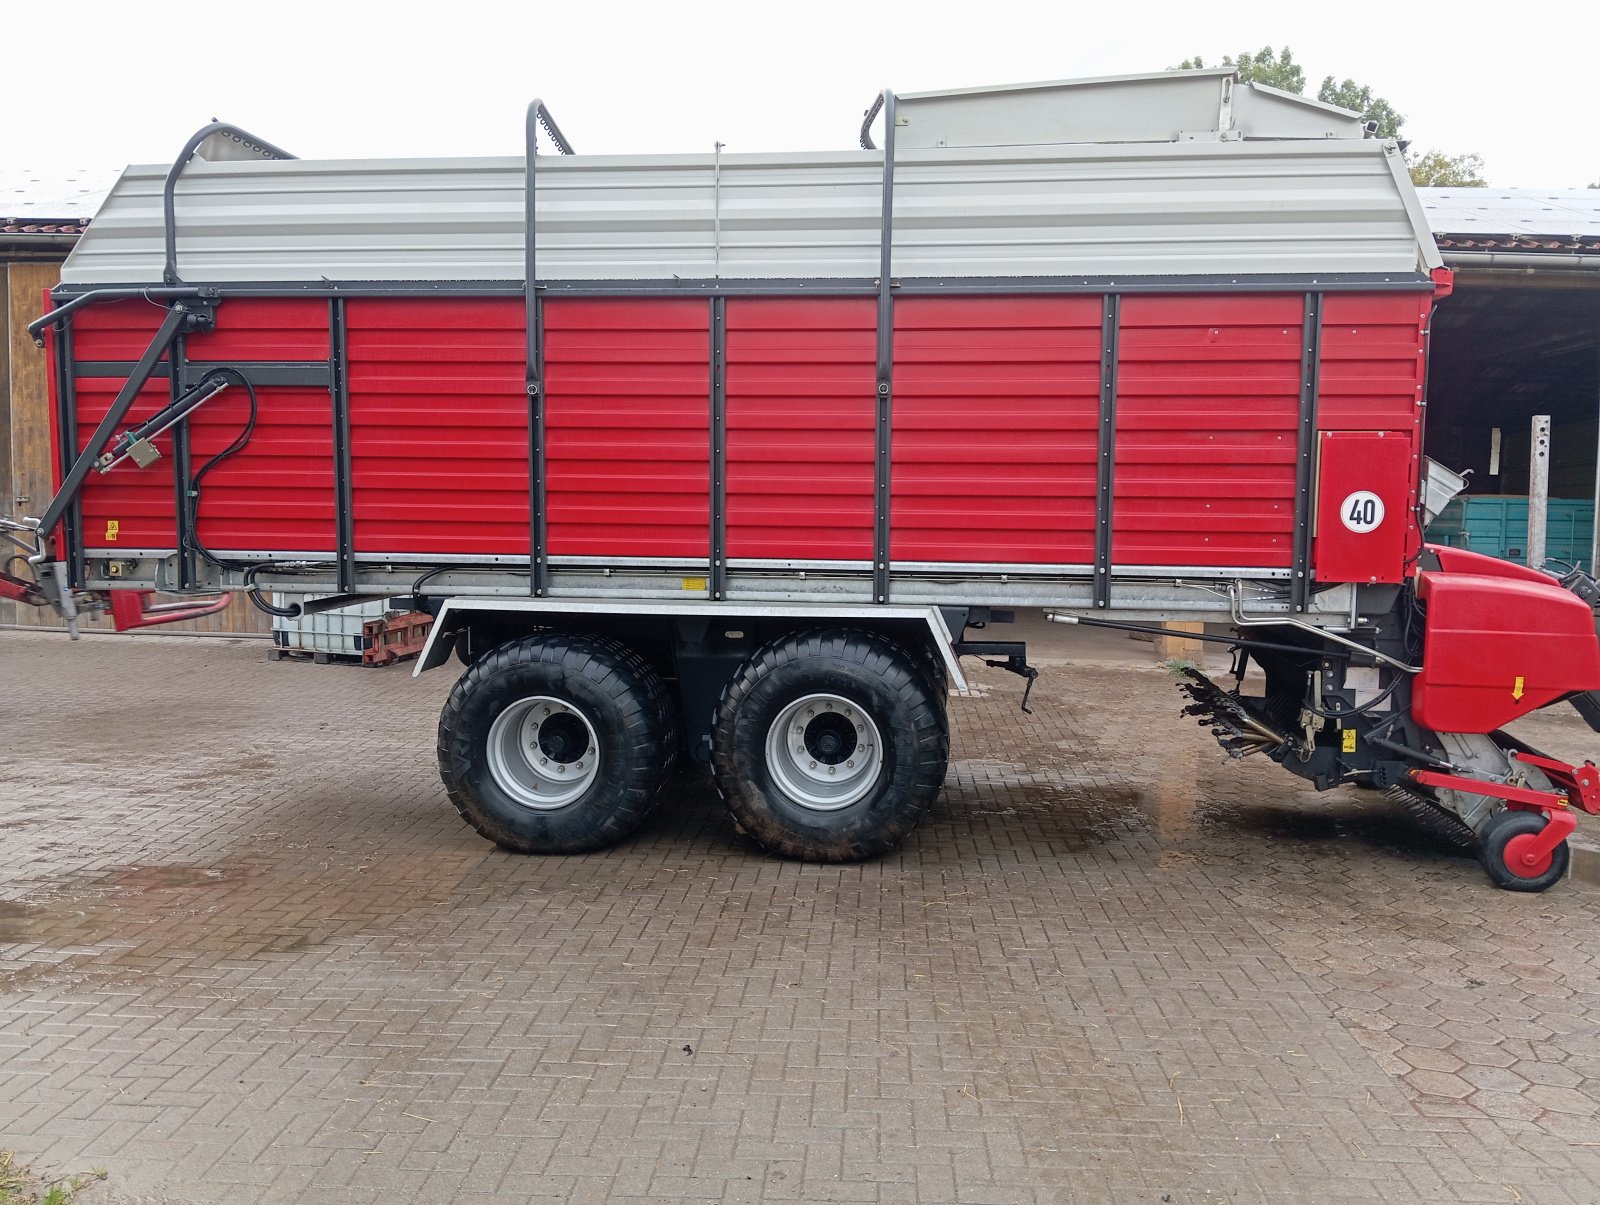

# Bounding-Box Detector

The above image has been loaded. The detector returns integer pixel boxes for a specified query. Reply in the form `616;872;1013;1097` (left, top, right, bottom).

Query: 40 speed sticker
1340;490;1385;534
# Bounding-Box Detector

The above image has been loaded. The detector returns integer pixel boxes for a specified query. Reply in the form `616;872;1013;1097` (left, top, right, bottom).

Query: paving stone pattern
1;625;1598;1204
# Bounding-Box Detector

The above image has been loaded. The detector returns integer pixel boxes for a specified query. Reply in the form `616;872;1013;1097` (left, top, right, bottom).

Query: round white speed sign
1340;491;1385;534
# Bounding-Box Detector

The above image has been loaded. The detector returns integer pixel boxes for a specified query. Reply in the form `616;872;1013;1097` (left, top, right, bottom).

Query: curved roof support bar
860;91;886;151
525;99;573;599
524;99;576;300
528;101;576;158
164;122;296;285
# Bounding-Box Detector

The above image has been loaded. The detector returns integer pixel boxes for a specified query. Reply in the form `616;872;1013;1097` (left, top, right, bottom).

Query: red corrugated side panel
346;299;529;556
544;299;710;559
186;297;330;362
186;301;333;552
725;298;875;560
74;377;179;548
188;382;335;553
1318;293;1429;431
69;298;336;553
892;296;1100;564
70;301;177;548
43;300;63;560
1115;294;1302;567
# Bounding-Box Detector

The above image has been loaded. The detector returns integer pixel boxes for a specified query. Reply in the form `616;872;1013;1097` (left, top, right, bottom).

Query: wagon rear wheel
711;629;948;861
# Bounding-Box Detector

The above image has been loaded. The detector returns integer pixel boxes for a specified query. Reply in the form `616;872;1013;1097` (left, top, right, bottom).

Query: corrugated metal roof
893;70;1368;147
1;167;118;227
52;73;1437;286
1418;188;1600;250
61;139;1435;286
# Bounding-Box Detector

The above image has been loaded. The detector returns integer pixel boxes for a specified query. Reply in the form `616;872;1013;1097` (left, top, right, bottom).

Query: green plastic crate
1424;496;1595;569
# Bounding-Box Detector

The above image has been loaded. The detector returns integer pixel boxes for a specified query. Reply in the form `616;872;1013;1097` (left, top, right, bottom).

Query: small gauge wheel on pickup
1479;809;1570;892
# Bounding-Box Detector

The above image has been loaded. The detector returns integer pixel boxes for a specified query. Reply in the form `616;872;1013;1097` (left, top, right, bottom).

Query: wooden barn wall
1;260;269;636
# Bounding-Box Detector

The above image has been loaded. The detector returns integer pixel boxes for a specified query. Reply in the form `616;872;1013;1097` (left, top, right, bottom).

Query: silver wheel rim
764;692;883;811
486;696;600;810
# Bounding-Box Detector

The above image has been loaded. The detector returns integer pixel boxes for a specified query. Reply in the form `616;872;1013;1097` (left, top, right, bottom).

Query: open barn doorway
1424;272;1600;570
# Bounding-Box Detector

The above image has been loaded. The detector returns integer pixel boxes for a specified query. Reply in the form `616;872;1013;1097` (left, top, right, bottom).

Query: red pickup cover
1413;547;1600;733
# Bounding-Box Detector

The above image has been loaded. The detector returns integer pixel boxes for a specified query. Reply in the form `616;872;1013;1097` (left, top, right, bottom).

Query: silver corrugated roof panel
894;70;1368;148
1;166;119;223
61;138;1435;285
1418;188;1600;239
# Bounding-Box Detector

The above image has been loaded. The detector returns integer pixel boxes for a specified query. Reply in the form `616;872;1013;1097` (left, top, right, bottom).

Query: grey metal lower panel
357;552;534;566
79;549;1332;627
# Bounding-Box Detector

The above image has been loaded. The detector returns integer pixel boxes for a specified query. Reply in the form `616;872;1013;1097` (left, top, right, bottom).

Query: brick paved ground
1;621;1598;1204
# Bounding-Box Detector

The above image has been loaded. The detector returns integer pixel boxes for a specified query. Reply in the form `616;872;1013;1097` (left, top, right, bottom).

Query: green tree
1173;46;1486;186
1176;46;1304;93
1316;78;1403;139
1408;150;1487;188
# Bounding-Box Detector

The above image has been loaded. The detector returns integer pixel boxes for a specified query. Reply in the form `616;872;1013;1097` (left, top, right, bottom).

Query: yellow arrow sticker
1512;675;1525;701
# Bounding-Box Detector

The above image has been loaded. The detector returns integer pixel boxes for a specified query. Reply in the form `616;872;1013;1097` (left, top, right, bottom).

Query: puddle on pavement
0;846;494;992
943;758;1152;846
949;737;1473;871
0;901;35;945
106;865;231;890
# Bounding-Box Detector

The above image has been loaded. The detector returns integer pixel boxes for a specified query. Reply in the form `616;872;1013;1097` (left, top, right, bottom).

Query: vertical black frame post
1094;294;1121;608
330;298;355;592
709;298;728;600
526;104;547;597
171;328;194;589
51;319;83;585
523;101;572;599
872;90;897;605
1291;292;1324;613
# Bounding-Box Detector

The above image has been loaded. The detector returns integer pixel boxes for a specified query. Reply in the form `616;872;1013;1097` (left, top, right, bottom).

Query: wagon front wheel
437;632;676;854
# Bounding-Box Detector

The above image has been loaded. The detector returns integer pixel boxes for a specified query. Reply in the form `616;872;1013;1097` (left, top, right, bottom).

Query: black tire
911;638;951;700
438;632;677;854
711;628;949;861
1479;809;1570;892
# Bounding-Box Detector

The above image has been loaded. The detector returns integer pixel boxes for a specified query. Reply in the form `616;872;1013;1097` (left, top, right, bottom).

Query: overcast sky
6;0;1597;191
